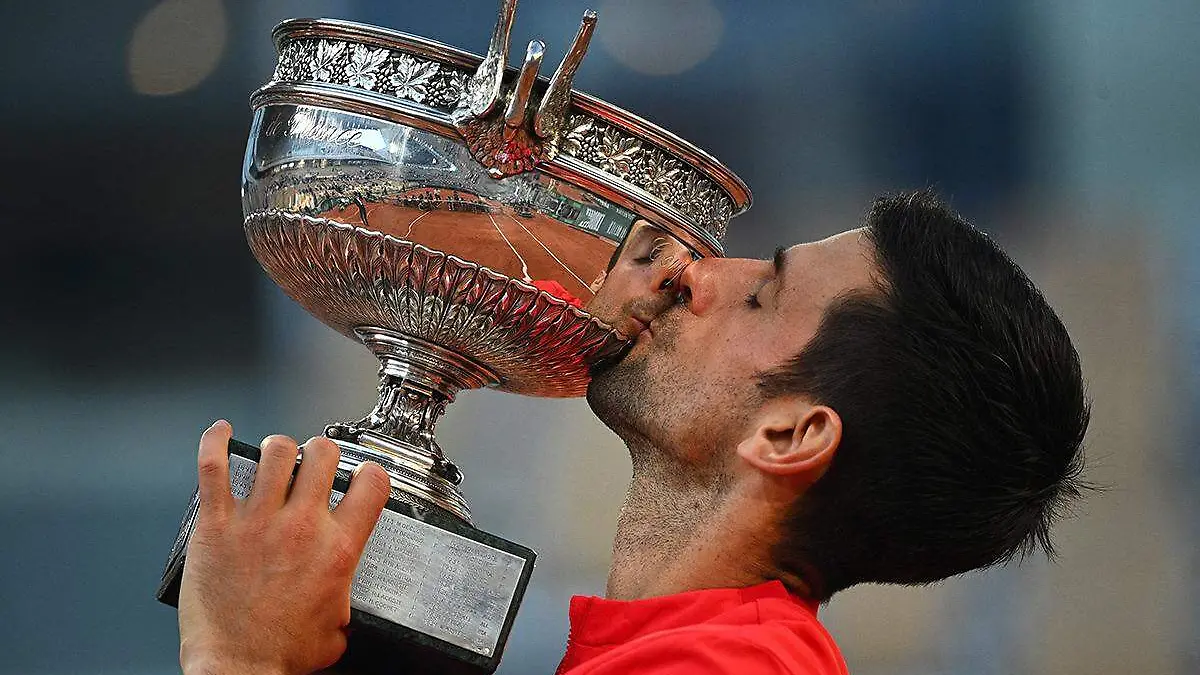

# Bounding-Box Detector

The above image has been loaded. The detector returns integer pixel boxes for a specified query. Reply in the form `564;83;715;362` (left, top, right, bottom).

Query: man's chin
585;348;651;438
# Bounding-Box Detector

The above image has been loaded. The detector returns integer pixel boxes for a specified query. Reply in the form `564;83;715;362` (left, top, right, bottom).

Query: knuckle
197;454;225;478
329;537;362;574
194;509;230;534
260;434;298;460
367;472;392;503
302;436;340;461
318;633;349;669
280;511;319;544
239;514;269;540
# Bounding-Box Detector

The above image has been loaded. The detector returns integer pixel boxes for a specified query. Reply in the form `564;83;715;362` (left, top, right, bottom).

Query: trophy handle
324;327;499;522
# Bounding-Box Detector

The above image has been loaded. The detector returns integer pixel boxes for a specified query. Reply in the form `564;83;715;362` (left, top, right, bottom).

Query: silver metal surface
503;41;544;130
242;208;627;396
249;83;726;258
534;10;596;142
243;0;750;514
448;2;601;180
334;487;526;657
453;37;549;178
464;0;518;119
330;434;472;521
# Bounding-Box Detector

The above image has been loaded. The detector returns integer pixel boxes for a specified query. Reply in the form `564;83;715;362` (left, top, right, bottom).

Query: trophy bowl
159;1;750;672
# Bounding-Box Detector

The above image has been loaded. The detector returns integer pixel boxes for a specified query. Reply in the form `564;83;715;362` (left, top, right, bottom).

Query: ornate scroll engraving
596;126;642;178
357;379;450;456
244;210;626;397
424;69;469;109
638;150;684;201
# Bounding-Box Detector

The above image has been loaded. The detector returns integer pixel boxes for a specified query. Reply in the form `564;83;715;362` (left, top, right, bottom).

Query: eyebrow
772;246;787;293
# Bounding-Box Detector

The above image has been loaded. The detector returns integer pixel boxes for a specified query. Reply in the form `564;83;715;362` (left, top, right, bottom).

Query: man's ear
736;401;842;484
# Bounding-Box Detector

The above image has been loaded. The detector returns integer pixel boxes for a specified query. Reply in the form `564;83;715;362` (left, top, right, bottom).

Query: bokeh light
128;0;227;96
596;0;724;76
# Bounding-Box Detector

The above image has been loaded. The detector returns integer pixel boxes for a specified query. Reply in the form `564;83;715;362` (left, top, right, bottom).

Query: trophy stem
324;327;499;522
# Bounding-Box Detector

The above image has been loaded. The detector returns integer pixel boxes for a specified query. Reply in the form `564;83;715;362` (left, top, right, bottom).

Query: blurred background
1;0;1197;673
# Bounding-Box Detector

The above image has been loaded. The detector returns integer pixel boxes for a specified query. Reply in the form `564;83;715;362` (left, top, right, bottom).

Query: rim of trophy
254;14;751;259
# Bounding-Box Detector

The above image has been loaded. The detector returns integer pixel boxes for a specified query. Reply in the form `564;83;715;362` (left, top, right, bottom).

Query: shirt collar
567;580;819;647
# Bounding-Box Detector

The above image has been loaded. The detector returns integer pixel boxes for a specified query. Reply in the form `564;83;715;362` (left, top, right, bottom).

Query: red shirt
555;581;848;674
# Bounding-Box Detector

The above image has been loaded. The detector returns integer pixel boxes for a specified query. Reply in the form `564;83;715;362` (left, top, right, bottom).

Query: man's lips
624;316;648;339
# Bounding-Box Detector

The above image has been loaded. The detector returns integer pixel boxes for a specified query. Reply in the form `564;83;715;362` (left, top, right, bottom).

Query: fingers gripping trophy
157;0;750;672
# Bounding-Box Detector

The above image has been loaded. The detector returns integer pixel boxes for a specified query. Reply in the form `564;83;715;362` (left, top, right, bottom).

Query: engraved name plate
332;490;526;656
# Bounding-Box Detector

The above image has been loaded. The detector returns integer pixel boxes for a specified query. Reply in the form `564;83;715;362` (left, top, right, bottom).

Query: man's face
588;228;878;465
584;220;695;339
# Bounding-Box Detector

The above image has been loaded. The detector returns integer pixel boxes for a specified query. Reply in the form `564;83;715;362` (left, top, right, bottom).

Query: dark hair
761;191;1090;600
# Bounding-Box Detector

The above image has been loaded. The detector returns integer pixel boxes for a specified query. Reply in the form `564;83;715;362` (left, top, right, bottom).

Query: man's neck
606;451;799;600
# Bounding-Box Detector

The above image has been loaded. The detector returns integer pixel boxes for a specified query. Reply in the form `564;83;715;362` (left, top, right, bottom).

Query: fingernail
351;461;382;480
210;419;229;430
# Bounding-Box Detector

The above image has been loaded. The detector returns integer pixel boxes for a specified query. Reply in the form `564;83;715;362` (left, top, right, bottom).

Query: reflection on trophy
157;0;749;671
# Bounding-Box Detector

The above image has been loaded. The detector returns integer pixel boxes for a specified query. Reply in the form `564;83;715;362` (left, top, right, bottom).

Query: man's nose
676;257;720;315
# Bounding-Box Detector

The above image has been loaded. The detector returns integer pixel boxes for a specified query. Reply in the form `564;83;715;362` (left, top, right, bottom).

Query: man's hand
178;420;392;675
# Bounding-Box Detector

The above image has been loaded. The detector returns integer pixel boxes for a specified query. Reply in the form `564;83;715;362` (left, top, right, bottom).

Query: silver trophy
158;1;749;672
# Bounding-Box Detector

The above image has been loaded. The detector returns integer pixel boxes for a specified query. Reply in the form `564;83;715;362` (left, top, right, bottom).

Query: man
178;191;1089;674
533;218;692;317
584;218;695;338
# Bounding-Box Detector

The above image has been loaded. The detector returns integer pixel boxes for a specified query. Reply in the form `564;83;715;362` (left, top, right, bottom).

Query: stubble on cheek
585;302;692;442
587;351;652;439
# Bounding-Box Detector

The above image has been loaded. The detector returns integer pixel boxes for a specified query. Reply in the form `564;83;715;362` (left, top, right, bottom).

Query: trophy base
157;438;536;674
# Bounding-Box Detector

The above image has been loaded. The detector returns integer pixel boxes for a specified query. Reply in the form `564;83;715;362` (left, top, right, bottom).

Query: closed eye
744;250;782;309
633;239;670;264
